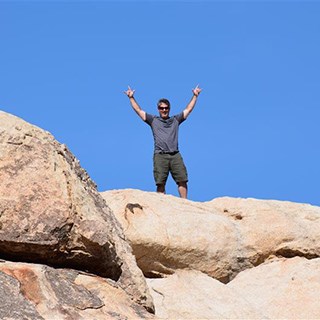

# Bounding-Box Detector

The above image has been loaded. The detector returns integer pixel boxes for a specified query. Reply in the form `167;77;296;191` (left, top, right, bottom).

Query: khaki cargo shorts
153;152;188;185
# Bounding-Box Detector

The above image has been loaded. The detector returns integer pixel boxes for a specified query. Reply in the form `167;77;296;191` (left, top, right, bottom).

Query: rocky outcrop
2;110;320;319
0;260;155;319
101;189;320;282
101;189;320;319
0;112;153;312
147;257;320;319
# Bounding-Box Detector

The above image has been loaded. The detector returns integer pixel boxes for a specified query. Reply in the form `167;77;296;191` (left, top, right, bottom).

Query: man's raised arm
124;86;146;121
183;85;202;119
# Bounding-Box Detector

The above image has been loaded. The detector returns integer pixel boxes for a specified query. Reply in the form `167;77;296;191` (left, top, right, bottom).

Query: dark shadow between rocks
0;240;122;282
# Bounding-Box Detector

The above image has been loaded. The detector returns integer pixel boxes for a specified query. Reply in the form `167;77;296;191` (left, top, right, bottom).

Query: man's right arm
124;86;146;121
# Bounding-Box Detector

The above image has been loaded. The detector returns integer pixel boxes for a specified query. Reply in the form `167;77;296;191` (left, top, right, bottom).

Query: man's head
157;98;170;119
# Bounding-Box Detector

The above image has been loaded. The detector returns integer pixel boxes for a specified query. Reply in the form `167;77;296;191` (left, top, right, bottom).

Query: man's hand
192;84;202;97
124;86;135;98
183;85;202;119
125;86;146;121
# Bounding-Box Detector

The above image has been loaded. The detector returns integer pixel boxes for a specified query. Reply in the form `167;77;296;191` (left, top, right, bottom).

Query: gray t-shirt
145;112;185;153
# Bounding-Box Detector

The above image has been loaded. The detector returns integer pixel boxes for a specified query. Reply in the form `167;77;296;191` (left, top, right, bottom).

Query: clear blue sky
1;1;319;205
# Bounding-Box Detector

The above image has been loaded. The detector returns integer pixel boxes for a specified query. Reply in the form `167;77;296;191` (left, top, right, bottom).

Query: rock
0;112;153;311
101;189;240;282
147;270;265;319
0;260;156;319
147;257;320;320
100;189;320;282
227;257;320;319
210;197;320;265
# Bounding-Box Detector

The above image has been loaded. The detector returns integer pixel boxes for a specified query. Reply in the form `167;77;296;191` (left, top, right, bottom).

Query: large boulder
147;270;264;319
147;257;320;319
0;112;153;311
210;197;320;264
101;189;320;282
101;189;240;282
227;257;320;319
0;260;155;319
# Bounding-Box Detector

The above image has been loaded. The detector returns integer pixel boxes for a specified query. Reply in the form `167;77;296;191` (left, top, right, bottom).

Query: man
124;85;202;199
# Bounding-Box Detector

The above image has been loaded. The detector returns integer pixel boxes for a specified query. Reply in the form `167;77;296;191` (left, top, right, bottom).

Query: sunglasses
158;107;169;111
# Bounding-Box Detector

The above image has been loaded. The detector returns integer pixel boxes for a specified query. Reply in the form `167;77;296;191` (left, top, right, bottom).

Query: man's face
158;102;170;119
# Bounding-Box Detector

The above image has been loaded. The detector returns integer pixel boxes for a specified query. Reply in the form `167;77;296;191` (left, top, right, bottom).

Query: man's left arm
183;85;202;119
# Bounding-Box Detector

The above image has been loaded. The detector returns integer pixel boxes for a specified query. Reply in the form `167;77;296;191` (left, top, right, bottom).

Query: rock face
101;189;320;282
0;260;155;319
0;112;153;312
147;257;320;319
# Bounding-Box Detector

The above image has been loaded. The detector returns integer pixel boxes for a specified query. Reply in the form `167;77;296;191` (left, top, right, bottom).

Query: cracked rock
0;111;154;312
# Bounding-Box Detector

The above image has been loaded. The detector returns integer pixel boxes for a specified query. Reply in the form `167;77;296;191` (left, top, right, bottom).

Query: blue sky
1;1;319;205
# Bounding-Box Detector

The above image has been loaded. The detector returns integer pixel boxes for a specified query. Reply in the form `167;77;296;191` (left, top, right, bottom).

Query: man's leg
154;154;169;194
178;181;188;199
170;153;188;199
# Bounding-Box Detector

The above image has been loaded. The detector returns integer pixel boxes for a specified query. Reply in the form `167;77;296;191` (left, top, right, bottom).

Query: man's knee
171;153;188;184
153;154;170;186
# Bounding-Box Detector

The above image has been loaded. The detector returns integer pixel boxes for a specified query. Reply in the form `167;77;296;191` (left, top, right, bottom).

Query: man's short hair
157;98;171;108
